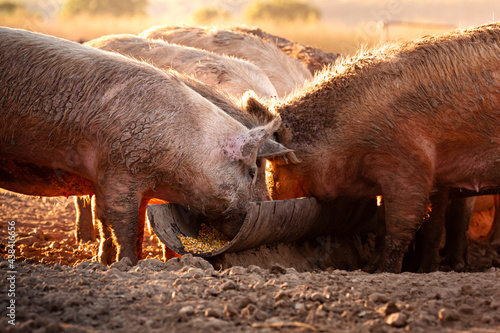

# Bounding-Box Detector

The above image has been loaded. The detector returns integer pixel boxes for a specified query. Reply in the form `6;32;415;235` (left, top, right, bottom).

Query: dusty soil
1;190;500;333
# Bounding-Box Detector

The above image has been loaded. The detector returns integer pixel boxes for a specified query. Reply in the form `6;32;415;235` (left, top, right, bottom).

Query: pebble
310;292;326;303
181;267;205;279
378;301;400;316
137;258;167;271
295;303;305;311
203;287;220;298
252;309;268;321
205;308;223;319
247;265;263;274
104;268;130;280
458;304;474;314
368;293;389;303
178;306;194;322
232;295;256;309
385;312;407;327
110;257;133;272
274;290;290;301
221;280;237;291
489;300;500;310
274;299;292;308
223;304;239;317
224;266;246;276
438;308;460;321
481;314;492;323
165;257;184;271
179;254;213;271
460;285;473;295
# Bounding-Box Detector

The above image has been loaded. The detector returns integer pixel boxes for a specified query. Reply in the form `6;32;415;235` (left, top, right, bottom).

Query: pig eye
248;166;257;180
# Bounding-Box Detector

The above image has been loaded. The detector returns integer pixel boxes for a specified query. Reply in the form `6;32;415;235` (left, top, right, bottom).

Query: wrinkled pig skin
0;27;286;265
265;23;500;273
70;67;291;246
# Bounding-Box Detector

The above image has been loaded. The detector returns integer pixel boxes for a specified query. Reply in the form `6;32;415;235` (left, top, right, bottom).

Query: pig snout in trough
0;27;290;265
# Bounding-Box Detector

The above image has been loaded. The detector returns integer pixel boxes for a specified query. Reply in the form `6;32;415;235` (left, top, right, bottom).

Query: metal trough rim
146;197;322;257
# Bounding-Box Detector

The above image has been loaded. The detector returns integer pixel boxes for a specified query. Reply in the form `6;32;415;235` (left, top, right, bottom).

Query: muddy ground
1;190;500;332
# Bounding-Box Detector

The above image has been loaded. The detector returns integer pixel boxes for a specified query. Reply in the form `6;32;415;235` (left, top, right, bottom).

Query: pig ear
257;139;293;158
242;91;275;122
224;117;282;165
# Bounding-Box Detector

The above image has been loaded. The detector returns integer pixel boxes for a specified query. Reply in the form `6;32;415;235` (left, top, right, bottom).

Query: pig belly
0;158;94;197
436;143;500;191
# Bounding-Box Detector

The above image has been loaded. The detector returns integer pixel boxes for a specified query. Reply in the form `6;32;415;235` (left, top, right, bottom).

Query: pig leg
375;158;433;273
363;201;386;273
136;198;149;260
442;196;476;271
94;203;116;266
409;187;449;272
93;177;144;265
74;196;96;243
380;193;431;272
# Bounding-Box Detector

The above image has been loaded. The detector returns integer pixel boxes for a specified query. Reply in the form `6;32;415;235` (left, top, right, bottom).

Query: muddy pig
262;23;500;273
140;25;312;97
84;34;277;99
75;35;291;243
243;27;478;273
72;76;292;246
0;27;289;265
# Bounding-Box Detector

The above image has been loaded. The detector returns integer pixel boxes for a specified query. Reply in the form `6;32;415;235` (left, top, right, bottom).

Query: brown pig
0;27;289;265
262;23;500;273
140;25;313;97
84;34;278;99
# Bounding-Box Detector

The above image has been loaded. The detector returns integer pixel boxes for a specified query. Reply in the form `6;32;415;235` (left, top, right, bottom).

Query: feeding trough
147;197;328;257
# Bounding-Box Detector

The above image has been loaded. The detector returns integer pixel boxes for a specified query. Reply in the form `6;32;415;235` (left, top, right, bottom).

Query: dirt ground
1;190;500;333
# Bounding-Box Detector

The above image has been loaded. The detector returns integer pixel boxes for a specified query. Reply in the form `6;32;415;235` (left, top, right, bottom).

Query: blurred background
1;0;499;55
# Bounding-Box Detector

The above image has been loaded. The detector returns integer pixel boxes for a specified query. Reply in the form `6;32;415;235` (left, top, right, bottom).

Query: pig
261;22;500;273
74;196;96;242
0;27;290;265
84;34;278;99
231;26;340;75
75;34;288;244
240;27;479;272
140;25;313;97
73;75;292;245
